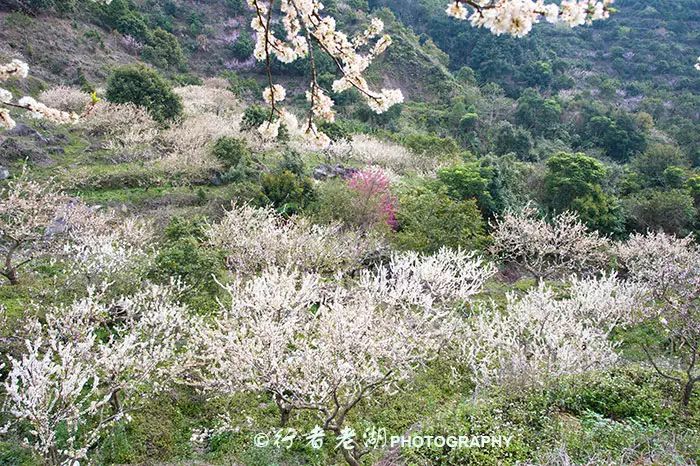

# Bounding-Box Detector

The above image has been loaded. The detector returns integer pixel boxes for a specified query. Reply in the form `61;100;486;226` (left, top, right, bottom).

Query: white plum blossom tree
63;214;155;287
204;203;384;275
459;273;646;389
0;171;91;285
0;170;148;286
186;248;495;466
616;231;700;407
1;282;190;465
490;203;611;279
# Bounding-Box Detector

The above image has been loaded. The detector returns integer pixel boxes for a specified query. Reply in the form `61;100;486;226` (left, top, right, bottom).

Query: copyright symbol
253;432;269;448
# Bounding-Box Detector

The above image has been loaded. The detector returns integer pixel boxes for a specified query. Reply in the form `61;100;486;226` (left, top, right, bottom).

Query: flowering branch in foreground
445;0;614;37
248;0;403;147
0;60;80;130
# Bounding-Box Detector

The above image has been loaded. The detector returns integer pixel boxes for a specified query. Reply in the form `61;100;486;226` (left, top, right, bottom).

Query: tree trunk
4;242;19;286
274;395;291;427
340;447;362;466
279;405;291;427
110;388;122;414
682;378;696;407
4;267;18;285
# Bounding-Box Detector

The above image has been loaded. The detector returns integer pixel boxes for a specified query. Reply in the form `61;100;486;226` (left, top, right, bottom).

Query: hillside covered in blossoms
0;0;699;465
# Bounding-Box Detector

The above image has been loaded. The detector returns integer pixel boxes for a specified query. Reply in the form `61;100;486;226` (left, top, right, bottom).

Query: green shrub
403;366;697;466
212;136;250;168
436;163;496;217
393;186;486;253
232;30;254;60
106;64;183;122
623;188;697;236
101;0;151;41
318;121;351;142
241;104;267;130
212;136;255;183
400;133;461;159
142;28;186;70
310;178;393;234
224;71;260;97
261;170;315;215
149;217;222;307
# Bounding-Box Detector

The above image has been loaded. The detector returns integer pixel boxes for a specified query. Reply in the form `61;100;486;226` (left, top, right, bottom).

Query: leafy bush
240;104;267;130
212;137;250;168
261;170;315;215
544;152;624;235
232;30;254;60
106;64;183;122
141;28;186;70
437;163;495;217
623;189;697;236
393;186;486;253
100;0;151;41
150;217;223;305
212;137;255;183
403;366;697;466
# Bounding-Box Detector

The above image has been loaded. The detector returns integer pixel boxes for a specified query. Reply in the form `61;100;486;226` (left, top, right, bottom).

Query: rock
210;173;223;186
0;166;9;180
312;164;358;180
6;124;49;145
0;138;54;166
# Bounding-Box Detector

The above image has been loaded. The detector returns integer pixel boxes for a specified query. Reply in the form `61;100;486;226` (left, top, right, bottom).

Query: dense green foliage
106;64;183;122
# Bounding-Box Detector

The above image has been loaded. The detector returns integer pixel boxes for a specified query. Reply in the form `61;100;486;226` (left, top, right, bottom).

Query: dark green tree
393;186;486;254
515;88;561;136
544;152;624;235
106;64;183;122
436;163;496;217
142;28;186;70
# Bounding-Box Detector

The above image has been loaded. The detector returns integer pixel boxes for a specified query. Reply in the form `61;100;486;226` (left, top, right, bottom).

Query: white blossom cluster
0;59;79;130
445;0;614;37
490;203;611;279
0;171;75;284
615;231;700;406
1;282;190;465
186;247;495;444
0;170;153;286
63;215;155;286
247;0;403;146
460;273;646;388
204;203;385;274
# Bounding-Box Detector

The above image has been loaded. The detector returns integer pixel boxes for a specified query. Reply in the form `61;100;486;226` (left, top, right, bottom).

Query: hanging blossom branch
248;0;403;147
0;60;81;130
445;0;614;37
